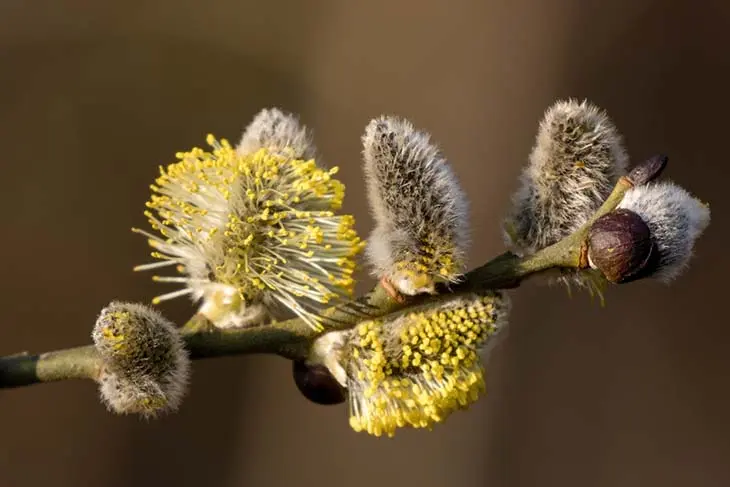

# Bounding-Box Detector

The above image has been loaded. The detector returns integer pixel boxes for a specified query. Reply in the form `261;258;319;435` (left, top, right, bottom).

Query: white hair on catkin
361;115;470;291
237;107;317;160
92;301;190;418
618;181;710;282
505;99;628;255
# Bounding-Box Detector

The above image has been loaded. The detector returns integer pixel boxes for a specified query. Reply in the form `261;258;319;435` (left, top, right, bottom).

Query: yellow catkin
346;293;505;437
135;136;365;329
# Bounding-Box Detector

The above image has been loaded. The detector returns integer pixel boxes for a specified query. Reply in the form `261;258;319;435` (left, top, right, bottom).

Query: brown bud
627;154;668;186
292;360;346;406
587;209;654;283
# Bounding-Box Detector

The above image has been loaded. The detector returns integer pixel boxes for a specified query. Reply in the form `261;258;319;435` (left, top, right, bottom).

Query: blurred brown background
0;0;728;486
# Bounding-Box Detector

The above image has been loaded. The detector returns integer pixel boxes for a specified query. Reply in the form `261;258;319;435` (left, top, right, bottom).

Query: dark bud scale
587;208;654;284
292;360;346;406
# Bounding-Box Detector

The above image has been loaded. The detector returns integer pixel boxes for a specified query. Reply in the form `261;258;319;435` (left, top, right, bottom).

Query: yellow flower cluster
345;292;507;437
135;136;365;329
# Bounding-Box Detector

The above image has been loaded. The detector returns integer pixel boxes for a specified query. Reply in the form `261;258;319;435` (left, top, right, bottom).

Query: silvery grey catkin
92;301;190;418
361;115;470;295
505;99;629;255
237;107;317;159
616;181;710;281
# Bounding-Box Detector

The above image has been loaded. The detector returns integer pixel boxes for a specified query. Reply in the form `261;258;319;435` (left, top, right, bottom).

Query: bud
617;182;710;281
626;154;668;186
237;107;317;160
292;330;348;405
504;99;628;255
292;360;346;406
92;302;190;418
587;209;654;283
362;115;470;296
342;291;510;437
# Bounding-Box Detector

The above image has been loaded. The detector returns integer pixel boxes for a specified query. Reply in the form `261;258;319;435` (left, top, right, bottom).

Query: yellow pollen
346;293;504;437
135;137;364;329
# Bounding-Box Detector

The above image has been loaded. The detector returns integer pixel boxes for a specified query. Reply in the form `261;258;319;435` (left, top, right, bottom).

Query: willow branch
0;174;641;390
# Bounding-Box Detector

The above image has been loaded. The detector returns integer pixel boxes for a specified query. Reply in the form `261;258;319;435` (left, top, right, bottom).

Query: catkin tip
237;107;317;160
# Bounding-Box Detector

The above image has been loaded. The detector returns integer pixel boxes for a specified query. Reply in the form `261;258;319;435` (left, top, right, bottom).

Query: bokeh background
1;1;728;486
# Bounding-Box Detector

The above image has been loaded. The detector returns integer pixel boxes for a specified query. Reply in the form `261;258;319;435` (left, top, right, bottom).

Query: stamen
133;261;178;271
151;288;194;304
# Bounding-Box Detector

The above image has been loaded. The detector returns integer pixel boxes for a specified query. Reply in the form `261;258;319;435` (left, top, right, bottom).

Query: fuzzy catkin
617;181;710;281
237;107;317;160
362;115;470;294
92;302;190;418
505;99;628;255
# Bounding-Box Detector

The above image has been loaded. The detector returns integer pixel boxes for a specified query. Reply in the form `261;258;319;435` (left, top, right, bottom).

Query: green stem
0;346;101;388
0;246;572;389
